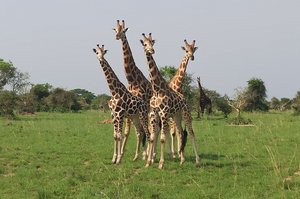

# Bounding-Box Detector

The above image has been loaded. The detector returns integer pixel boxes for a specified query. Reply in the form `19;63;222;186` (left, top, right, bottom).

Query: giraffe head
140;33;155;54
181;40;198;61
113;20;128;40
93;44;108;61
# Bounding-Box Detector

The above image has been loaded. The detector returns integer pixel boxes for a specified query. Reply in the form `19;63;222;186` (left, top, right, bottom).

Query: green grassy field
1;111;300;199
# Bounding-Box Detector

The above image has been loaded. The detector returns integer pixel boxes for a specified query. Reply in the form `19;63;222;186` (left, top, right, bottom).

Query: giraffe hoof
112;155;117;164
158;161;164;169
116;155;122;164
133;156;138;161
145;161;151;167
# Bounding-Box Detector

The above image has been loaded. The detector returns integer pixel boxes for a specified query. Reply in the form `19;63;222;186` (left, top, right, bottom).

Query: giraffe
140;33;200;169
197;76;212;117
113;20;153;160
168;39;198;159
93;44;150;164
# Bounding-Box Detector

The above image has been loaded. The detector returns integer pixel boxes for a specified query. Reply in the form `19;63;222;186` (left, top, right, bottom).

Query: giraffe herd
93;20;206;169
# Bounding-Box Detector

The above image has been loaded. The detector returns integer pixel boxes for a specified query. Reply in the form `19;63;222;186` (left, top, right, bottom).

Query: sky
1;0;299;99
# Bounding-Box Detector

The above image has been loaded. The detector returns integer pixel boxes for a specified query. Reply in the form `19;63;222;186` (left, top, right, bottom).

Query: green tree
30;83;53;111
17;93;36;114
280;98;292;111
91;94;111;111
0;90;17;119
270;97;280;110
45;88;81;112
244;78;269;111
71;89;96;104
0;59;16;89
8;70;30;94
292;91;300;115
215;96;232;118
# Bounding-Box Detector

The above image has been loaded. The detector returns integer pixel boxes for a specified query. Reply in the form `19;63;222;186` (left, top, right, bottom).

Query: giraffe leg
158;115;169;169
146;111;157;167
115;115;124;165
169;118;176;160
112;119;119;164
173;114;185;165
150;112;160;164
112;135;118;164
131;116;144;161
183;109;201;167
139;109;151;161
121;118;131;157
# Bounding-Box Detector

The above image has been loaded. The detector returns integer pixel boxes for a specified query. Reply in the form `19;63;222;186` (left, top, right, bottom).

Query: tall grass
0;111;300;198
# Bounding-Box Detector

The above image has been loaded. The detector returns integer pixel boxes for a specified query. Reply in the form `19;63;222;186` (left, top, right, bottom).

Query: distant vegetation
1;58;300;119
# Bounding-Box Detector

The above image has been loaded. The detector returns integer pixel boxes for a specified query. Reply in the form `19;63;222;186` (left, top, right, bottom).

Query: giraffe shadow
183;153;250;168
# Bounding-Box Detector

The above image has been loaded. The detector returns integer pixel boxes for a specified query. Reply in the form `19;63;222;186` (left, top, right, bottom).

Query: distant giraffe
168;39;198;158
113;20;152;160
197;77;212;117
141;33;200;169
93;44;150;164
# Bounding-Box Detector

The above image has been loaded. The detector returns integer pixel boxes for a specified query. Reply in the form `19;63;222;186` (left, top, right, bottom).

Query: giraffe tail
180;127;188;152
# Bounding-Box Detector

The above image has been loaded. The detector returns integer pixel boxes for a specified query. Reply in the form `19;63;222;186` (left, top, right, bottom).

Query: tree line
1;58;300;119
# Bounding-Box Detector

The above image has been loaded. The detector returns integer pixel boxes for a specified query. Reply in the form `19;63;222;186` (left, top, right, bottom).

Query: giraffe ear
104;50;108;54
93;49;97;53
124;28;129;32
152;40;155;44
194;47;198;52
181;46;186;51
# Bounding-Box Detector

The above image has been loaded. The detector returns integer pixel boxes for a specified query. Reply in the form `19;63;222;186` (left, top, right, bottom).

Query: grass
1;111;300;198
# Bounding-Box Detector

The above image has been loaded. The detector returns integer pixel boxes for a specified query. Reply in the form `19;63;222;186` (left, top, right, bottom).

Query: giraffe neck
146;53;168;93
169;54;190;93
99;59;127;96
198;81;206;97
121;36;146;86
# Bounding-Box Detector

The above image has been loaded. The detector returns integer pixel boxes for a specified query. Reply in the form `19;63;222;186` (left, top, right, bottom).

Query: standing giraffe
113;20;152;160
93;44;150;164
197;76;212;117
168;39;198;159
141;33;200;169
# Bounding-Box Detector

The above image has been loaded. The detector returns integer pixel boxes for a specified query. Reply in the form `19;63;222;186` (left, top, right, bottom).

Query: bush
0;90;17;119
45;88;81;112
292;91;300;115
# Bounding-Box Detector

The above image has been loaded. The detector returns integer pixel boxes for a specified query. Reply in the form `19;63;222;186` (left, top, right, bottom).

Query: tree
292;91;300;115
270;97;280;110
45;88;81;112
280;98;292;111
215;96;232;118
0;90;17;119
30;83;53;111
8;70;30;94
70;89;96;104
0;59;16;90
244;78;269;111
91;94;111;112
225;87;247;118
159;65;194;105
17;93;36;114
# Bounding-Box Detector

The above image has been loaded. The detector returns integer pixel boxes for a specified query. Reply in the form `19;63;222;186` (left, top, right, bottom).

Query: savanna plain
1;111;300;199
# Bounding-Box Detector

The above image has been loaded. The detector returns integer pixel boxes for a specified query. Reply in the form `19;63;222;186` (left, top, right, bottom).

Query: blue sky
1;0;299;99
